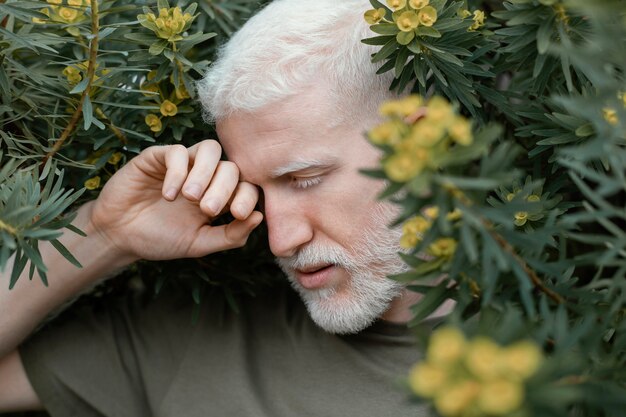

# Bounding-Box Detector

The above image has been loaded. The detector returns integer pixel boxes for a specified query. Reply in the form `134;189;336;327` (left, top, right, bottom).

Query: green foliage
0;0;281;300
1;0;625;416
364;0;626;415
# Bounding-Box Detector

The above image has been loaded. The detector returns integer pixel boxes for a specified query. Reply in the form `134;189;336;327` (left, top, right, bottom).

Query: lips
295;264;335;290
295;264;333;274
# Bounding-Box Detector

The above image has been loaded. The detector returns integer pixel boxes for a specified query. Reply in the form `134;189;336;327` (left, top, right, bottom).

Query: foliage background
0;0;625;416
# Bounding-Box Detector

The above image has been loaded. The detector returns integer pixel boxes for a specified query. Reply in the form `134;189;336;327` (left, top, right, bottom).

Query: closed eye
292;176;323;189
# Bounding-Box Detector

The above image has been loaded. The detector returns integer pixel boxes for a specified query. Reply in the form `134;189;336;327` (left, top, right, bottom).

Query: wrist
72;201;139;272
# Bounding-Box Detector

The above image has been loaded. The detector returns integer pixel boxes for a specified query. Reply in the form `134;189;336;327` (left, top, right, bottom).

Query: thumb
187;211;264;257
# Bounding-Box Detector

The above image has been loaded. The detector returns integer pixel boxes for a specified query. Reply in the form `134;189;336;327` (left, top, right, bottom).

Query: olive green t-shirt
20;285;430;417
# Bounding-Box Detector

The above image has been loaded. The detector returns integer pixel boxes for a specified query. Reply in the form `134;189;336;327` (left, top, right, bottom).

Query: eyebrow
270;158;338;178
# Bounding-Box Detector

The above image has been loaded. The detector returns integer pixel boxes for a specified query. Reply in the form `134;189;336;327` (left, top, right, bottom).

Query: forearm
0;201;136;357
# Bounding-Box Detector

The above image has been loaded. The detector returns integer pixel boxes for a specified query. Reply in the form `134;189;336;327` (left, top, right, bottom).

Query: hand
88;140;263;261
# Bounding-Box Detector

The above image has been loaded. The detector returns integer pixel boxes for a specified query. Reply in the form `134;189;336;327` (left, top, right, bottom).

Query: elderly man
0;0;432;415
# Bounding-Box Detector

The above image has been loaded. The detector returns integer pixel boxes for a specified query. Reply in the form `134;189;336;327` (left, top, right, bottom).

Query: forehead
216;87;368;184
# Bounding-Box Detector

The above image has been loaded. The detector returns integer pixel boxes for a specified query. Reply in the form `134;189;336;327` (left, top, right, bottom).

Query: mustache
276;243;354;271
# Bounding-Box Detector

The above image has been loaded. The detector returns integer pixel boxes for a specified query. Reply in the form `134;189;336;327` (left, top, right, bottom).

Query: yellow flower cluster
364;0;437;29
368;95;473;183
506;192;543;227
62;60;108;89
409;327;543;417
458;8;486;32
400;206;462;250
145;114;162;132
138;6;194;42
33;0;87;26
84;176;101;190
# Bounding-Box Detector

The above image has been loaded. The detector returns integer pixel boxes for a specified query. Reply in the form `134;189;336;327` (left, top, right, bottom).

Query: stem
95;107;127;144
489;229;566;304
448;186;566;305
0;219;18;235
41;0;100;168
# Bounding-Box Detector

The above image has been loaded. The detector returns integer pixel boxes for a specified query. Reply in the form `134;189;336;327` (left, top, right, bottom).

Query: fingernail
164;187;177;200
185;184;201;200
205;199;220;215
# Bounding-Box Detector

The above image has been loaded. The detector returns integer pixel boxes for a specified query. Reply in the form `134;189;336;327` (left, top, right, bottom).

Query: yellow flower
514;211;528;226
145;114;163;132
500;340;543;380
410;120;445;147
368;121;405;145
68;0;84;6
57;7;80;23
526;194;541;202
409;0;429;9
417;6;437;27
174;83;191;100
140;82;160;97
84;176;101;190
603;107;618;125
506;192;516;201
386;0;407;11
427;326;466;366
465;337;503;380
379;95;423;117
107;152;123;165
426;96;454;124
477;379;524;415
428;238;457;259
400;233;420;249
403;216;431;235
409;362;447;398
384;151;424;182
62;66;82;85
364;8;386;25
160;100;178;117
469;10;486;31
458;9;472;19
434;380;480;417
46;0;62;4
448;116;473;146
32;8;50;24
396;11;419;32
423;206;439;219
139;6;194;42
446;208;462;221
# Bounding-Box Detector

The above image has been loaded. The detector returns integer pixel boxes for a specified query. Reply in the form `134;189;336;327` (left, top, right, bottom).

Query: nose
263;192;313;258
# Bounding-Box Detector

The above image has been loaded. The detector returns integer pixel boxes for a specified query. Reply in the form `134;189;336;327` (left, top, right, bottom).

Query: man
0;0;432;415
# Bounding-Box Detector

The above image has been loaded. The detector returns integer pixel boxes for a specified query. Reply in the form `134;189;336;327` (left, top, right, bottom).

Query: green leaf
149;40;168;56
70;77;90;94
371;38;398;63
396;30;414;46
415;26;441;38
370;23;400;35
409;281;452;324
82;94;93;130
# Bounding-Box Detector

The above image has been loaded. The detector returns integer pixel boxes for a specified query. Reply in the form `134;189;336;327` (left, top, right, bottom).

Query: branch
447;186;566;305
41;0;100;168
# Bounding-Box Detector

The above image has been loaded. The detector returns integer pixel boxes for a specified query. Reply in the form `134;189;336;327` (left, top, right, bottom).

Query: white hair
276;203;407;334
196;0;397;124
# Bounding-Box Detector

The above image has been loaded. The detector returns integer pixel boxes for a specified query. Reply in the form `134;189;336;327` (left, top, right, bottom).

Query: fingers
187;211;264;257
181;140;222;201
147;139;255;220
230;182;260;220
161;144;189;201
199;161;239;216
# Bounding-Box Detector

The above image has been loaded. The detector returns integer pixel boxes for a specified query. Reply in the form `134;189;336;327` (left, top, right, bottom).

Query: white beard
276;205;408;334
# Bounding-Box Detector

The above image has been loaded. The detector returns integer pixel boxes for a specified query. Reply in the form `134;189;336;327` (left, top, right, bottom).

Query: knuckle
220;160;239;176
202;139;222;154
170;144;187;154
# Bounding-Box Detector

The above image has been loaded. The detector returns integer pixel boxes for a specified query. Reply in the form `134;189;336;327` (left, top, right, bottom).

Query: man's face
217;85;407;334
